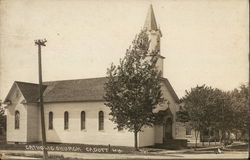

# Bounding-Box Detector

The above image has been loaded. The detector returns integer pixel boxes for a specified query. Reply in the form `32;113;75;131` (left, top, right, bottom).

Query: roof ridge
161;77;179;102
15;81;39;85
43;76;107;83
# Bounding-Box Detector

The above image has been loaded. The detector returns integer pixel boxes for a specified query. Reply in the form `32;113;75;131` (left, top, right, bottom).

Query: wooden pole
35;39;48;160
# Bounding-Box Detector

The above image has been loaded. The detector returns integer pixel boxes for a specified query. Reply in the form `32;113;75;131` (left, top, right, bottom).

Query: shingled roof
4;81;47;103
161;78;179;102
43;77;107;103
5;77;179;104
16;81;47;103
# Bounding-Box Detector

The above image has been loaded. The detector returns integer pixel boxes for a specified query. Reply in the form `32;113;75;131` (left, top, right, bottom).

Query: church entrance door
164;117;173;139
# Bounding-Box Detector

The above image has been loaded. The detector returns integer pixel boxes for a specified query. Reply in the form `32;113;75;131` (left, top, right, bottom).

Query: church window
64;111;69;130
15;110;20;129
15;91;20;98
81;111;85;130
98;111;104;131
118;126;123;131
203;129;209;136
49;112;53;130
210;129;214;136
186;126;191;135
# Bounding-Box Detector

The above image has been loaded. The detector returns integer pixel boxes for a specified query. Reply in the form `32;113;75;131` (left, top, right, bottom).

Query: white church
4;5;197;147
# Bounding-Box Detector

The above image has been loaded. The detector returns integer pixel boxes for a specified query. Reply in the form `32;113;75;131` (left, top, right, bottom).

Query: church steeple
144;4;158;31
144;5;165;77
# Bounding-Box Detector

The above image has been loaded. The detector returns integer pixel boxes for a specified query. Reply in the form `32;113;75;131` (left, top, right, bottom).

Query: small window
64;111;69;130
49;112;53;130
15;110;20;129
98;111;104;131
118;126;123;132
203;129;209;136
81;111;85;130
210;129;214;136
186;126;191;135
15;91;20;98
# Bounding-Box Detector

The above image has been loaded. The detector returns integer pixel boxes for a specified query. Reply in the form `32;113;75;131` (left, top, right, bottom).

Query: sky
0;0;249;100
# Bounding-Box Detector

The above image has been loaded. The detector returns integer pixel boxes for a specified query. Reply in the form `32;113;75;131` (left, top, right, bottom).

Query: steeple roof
143;4;158;31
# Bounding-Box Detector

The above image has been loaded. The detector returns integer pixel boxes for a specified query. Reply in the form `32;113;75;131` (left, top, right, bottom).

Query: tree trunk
194;130;198;150
202;134;204;146
134;131;138;151
226;131;231;146
208;129;210;146
219;130;223;144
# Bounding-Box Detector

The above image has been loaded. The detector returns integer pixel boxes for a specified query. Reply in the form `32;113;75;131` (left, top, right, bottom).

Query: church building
4;5;197;147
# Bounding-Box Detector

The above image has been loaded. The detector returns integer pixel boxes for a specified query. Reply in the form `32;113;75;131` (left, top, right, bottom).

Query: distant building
4;5;198;147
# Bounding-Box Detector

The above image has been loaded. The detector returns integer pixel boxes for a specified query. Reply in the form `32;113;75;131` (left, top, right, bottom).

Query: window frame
98;111;104;131
14;110;20;129
48;111;53;130
81;111;86;130
186;126;192;136
64;111;69;130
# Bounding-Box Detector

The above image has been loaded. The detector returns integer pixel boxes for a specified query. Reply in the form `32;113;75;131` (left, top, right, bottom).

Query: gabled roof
4;81;47;103
43;77;107;103
161;78;179;103
4;77;179;104
144;4;158;31
16;81;47;103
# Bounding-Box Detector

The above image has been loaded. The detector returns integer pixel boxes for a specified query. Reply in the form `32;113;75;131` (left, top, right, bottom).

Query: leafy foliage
104;30;164;149
181;85;214;132
178;84;249;146
0;100;6;136
229;85;248;136
176;108;189;123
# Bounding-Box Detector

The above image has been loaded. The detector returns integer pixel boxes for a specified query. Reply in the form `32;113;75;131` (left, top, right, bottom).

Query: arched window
186;126;191;135
81;111;85;130
49;112;53;130
64;111;69;130
15;110;20;129
98;111;104;131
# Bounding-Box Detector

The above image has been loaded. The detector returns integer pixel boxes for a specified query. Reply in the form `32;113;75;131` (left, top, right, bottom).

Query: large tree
177;84;247;147
177;85;222;148
0;100;6;137
104;30;164;150
229;84;249;140
211;90;234;144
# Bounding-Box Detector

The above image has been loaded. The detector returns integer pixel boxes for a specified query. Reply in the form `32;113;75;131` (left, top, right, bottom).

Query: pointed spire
143;4;158;31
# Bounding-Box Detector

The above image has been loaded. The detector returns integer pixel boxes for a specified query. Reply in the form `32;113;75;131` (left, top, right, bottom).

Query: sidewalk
0;149;248;159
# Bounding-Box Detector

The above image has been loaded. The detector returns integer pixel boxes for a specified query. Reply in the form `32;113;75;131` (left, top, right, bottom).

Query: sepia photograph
0;0;249;159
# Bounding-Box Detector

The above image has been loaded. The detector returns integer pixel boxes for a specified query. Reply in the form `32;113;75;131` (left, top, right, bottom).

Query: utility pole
35;39;48;160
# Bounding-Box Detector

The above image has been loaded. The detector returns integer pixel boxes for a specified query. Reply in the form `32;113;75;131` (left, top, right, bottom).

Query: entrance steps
156;139;187;149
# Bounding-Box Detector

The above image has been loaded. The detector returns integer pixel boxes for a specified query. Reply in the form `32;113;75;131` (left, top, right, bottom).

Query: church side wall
26;104;40;142
44;102;135;147
6;94;28;143
175;122;186;139
154;125;163;144
138;126;155;147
